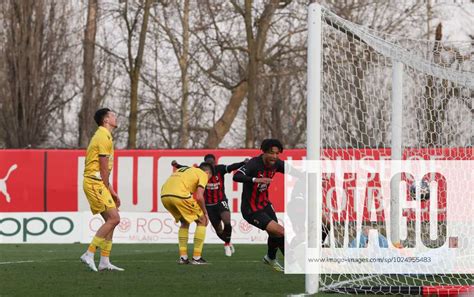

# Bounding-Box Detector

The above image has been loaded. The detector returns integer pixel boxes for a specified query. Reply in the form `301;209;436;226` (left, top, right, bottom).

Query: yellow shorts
83;178;116;214
161;196;204;224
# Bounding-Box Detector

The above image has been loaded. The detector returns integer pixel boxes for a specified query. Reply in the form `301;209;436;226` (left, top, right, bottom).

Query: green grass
0;244;348;297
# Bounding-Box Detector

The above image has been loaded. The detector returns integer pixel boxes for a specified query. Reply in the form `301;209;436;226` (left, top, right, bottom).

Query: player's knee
276;229;284;238
108;214;120;226
220;214;231;225
111;218;120;227
196;215;207;226
221;217;231;225
275;224;284;237
266;221;284;237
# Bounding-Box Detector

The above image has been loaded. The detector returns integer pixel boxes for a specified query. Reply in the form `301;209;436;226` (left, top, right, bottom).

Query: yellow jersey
161;167;209;199
84;126;114;180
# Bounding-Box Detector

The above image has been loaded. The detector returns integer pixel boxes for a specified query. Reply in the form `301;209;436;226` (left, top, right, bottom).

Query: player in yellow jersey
161;163;213;264
80;108;124;272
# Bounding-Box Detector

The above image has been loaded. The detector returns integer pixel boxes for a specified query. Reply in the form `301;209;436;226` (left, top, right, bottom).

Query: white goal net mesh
316;6;473;295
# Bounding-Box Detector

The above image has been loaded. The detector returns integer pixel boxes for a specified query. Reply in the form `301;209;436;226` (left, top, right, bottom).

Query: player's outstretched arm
226;159;249;173
233;168;271;184
233;169;252;183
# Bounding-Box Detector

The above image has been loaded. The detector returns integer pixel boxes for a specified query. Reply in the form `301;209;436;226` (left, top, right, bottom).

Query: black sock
267;237;279;260
216;231;226;242
276;237;284;256
214;223;227;242
223;224;232;244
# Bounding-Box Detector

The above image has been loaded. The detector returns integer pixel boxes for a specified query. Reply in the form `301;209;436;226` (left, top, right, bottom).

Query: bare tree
191;0;295;148
235;0;292;148
78;0;99;147
0;0;464;150
259;58;307;147
206;81;249;148
122;0;153;149
151;0;192;148
255;1;307;146
0;0;75;148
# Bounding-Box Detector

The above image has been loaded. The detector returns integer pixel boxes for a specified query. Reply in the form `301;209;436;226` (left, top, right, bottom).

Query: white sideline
0;260;36;265
0;259;263;265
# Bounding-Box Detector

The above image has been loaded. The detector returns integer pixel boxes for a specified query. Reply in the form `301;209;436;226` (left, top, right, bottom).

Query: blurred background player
172;154;248;256
80;108;124;272
161;162;213;264
233;139;285;272
349;226;389;248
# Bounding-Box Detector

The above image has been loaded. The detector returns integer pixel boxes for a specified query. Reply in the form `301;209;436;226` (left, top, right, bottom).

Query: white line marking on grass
116;260;262;263
0;260;36;265
0;259;264;265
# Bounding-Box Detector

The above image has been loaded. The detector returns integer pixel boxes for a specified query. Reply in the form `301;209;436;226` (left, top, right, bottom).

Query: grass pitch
0;244;348;297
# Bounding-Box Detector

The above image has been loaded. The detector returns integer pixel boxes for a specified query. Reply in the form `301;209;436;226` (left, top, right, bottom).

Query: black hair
204;154;216;162
260;138;283;153
94;108;111;126
199;162;214;175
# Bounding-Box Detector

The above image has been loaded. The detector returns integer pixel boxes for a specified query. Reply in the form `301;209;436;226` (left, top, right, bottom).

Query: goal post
306;3;322;295
305;2;473;295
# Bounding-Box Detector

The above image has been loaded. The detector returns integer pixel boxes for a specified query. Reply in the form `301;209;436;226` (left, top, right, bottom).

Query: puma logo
0;164;17;203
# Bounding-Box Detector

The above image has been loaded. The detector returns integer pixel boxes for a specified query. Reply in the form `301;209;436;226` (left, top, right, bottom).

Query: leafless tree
233;0;292;148
78;0;100;147
192;0;298;148
149;0;192;148
0;0;75;148
122;0;153;149
2;1;469;149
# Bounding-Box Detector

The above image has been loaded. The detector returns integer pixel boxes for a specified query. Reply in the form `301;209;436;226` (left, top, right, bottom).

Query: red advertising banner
0;148;471;213
0;150;45;212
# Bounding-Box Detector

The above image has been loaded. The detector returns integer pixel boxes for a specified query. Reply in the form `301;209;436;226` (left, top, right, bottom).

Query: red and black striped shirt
204;162;246;205
205;166;225;205
174;161;246;205
234;155;285;214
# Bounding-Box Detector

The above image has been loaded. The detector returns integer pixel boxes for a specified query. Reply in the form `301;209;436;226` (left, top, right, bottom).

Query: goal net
305;3;473;295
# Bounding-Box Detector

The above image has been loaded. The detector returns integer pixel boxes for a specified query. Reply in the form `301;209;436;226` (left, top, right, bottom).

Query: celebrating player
172;154;248;256
233;139;285;272
161;162;213;264
80;108;124;272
